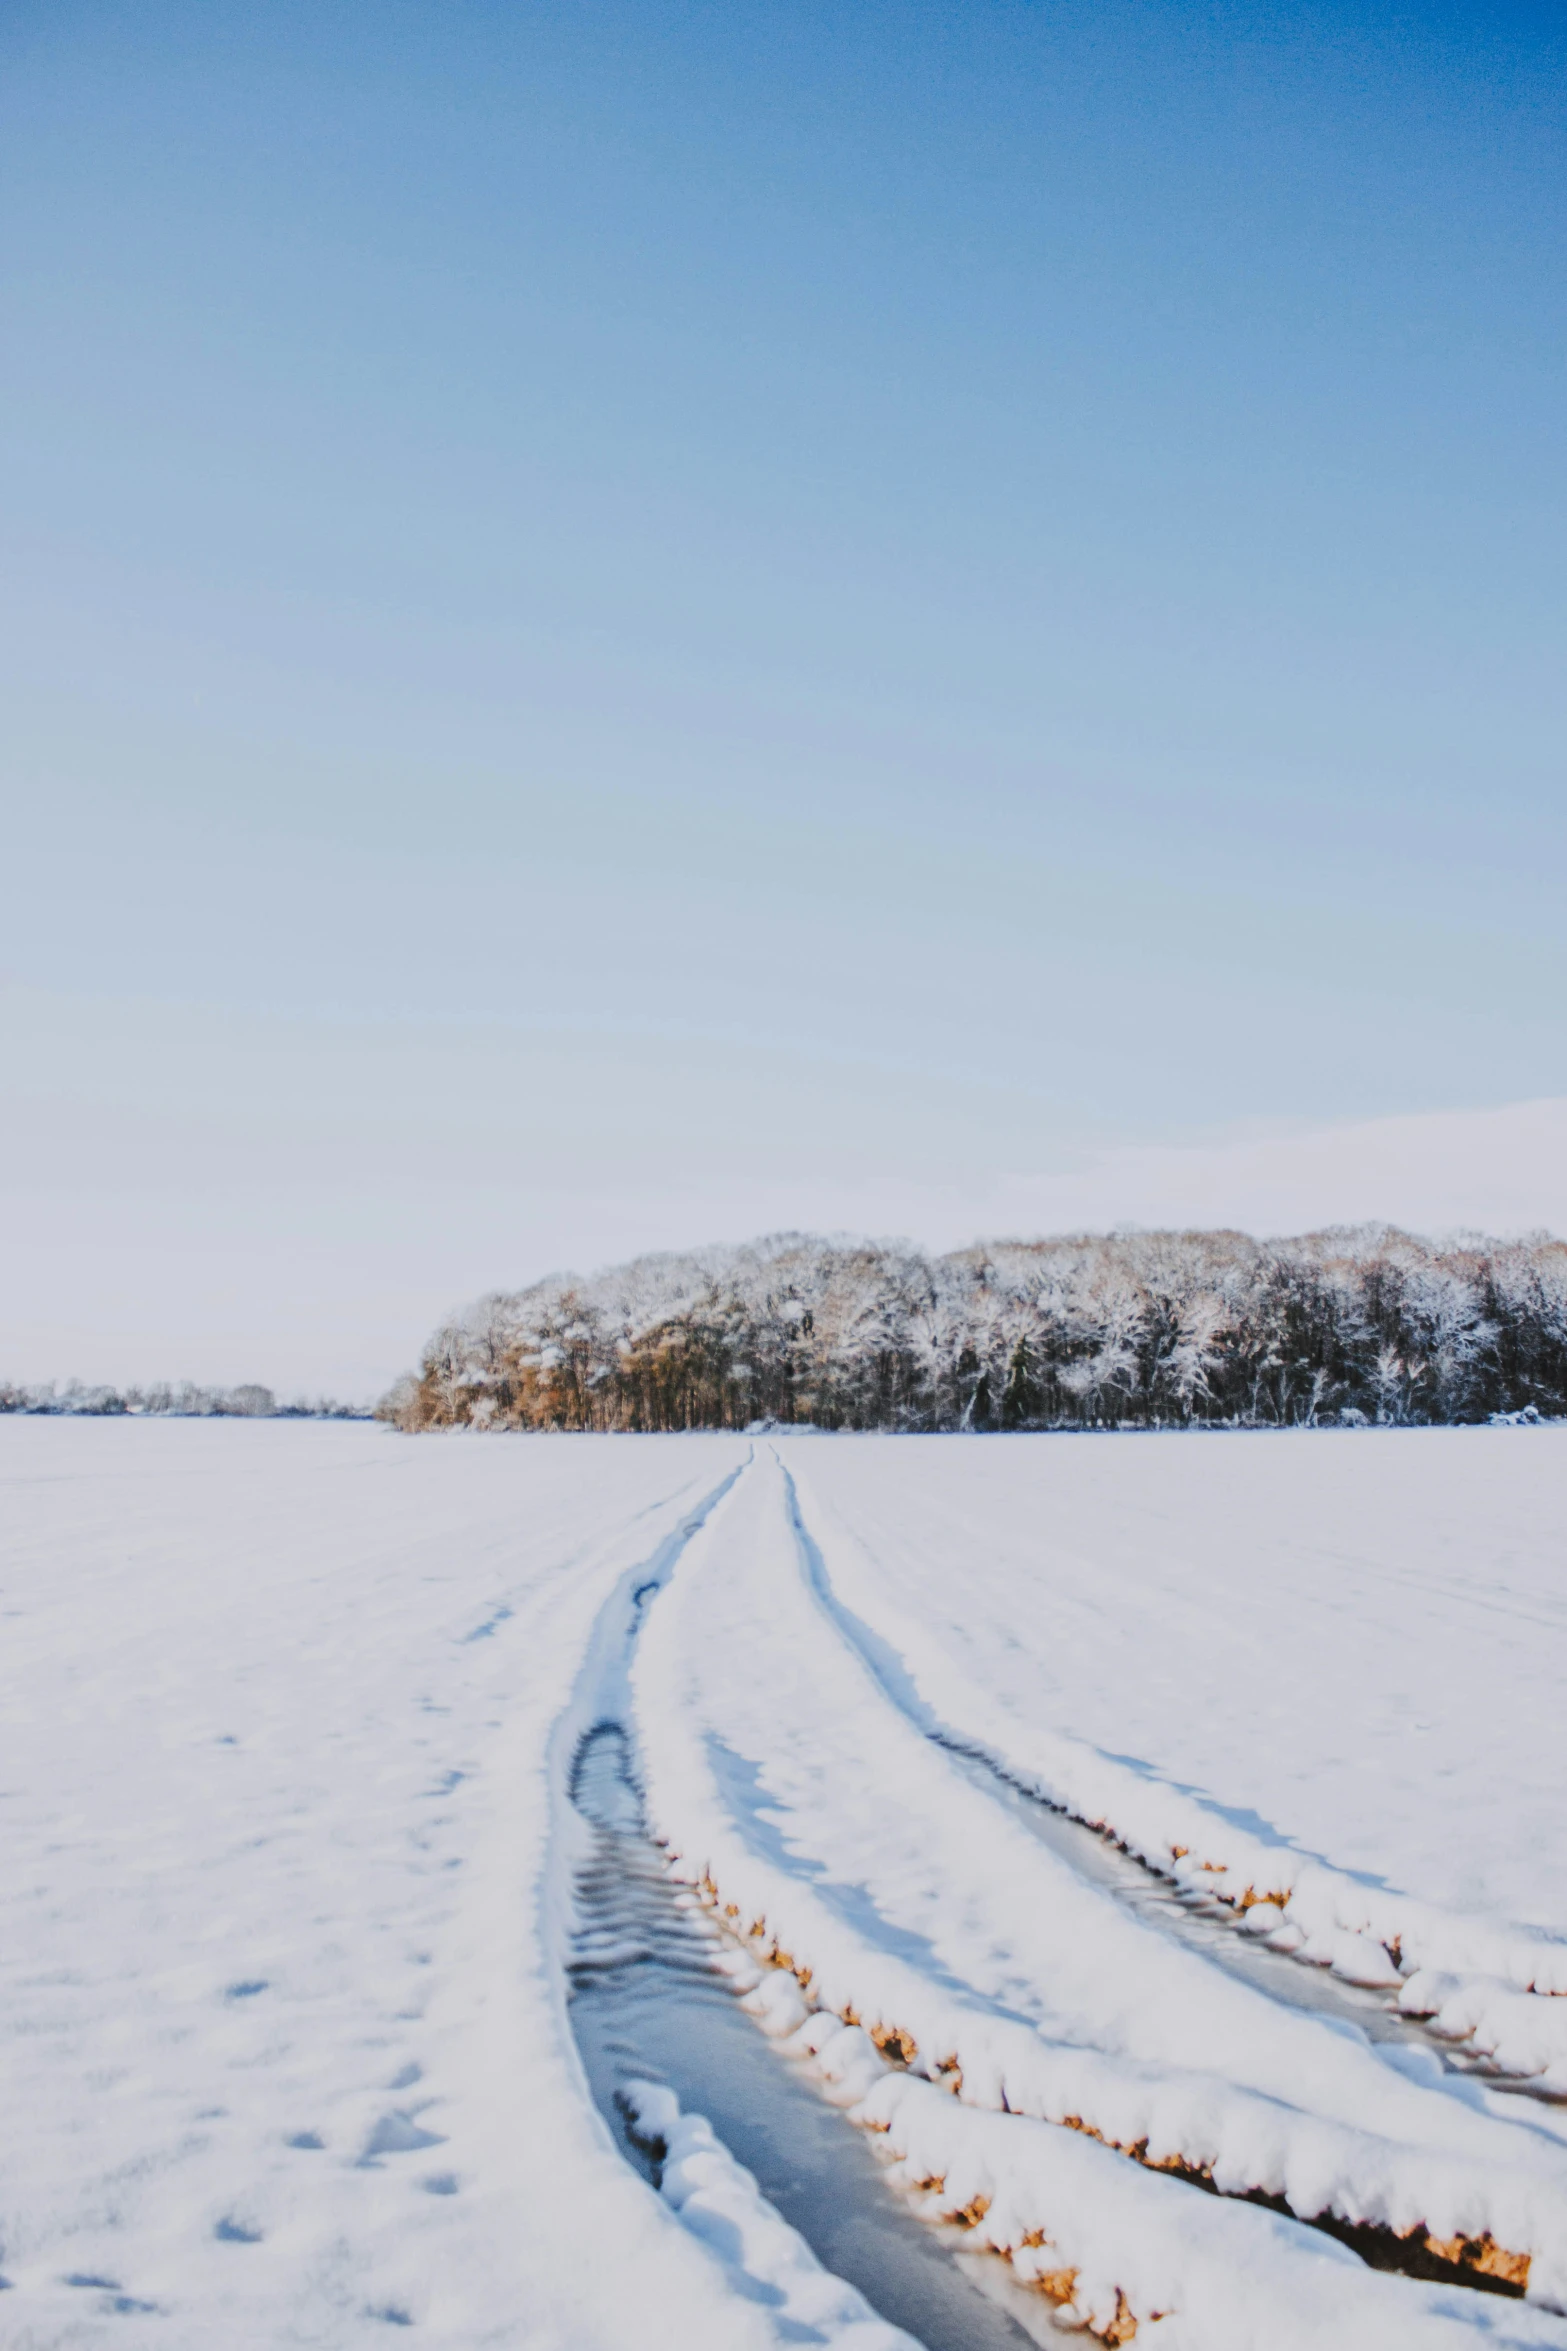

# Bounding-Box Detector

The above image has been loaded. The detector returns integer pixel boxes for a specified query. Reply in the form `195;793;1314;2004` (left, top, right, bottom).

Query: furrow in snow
630;1450;1567;2326
558;1454;1011;2351
783;1452;1567;2085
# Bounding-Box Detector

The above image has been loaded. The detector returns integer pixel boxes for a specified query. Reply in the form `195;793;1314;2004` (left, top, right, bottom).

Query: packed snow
5;1416;1567;2347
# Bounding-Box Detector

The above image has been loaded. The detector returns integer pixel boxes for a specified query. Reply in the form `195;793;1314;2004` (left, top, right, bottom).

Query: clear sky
4;0;1565;1392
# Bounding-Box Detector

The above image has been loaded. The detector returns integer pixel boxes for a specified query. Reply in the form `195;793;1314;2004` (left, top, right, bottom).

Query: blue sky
3;1;1565;1388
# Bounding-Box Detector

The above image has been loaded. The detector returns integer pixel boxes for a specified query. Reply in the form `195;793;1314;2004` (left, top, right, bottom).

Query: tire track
782;1454;1566;2105
627;1447;1567;2339
557;1455;1056;2349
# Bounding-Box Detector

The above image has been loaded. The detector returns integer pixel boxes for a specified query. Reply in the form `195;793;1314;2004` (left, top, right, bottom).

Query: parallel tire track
628;1450;1567;2344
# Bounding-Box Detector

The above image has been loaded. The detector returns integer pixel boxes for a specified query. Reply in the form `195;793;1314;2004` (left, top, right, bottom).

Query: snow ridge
623;2081;920;2350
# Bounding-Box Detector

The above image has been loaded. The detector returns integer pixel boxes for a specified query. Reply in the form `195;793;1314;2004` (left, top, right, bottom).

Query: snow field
631;1447;1567;2335
10;1417;1567;2350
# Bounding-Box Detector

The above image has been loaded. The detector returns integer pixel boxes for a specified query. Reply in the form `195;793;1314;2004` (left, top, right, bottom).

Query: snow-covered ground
0;1420;764;2350
5;1418;1567;2348
785;1428;1567;1935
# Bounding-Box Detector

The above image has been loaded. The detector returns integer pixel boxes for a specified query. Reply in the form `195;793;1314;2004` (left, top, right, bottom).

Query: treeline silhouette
385;1226;1567;1433
2;1381;370;1420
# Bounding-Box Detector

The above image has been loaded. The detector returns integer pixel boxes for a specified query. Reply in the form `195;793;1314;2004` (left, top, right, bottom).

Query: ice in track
631;1449;1567;2339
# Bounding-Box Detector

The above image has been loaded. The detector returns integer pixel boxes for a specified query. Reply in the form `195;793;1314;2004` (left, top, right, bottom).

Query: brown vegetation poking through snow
384;1226;1567;1432
713;1887;1535;2315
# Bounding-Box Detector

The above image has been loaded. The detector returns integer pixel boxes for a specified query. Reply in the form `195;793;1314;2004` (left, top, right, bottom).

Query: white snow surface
783;1432;1567;2022
0;1419;772;2351
8;1417;1567;2348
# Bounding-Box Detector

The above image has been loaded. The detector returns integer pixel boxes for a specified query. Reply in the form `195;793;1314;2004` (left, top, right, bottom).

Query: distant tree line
383;1226;1567;1434
1;1380;371;1420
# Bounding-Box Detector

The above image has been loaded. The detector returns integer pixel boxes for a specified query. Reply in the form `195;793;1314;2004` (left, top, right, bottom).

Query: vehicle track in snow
566;1719;1060;2350
555;1455;1068;2348
937;1734;1567;2115
781;1446;1567;2087
624;1447;1567;2344
784;1459;1562;2102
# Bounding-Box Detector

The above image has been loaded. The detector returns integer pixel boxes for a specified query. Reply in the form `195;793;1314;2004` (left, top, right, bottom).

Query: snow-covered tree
385;1226;1567;1432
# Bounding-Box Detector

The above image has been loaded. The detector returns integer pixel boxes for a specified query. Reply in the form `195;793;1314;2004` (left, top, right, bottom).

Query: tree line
382;1225;1567;1433
1;1381;371;1420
